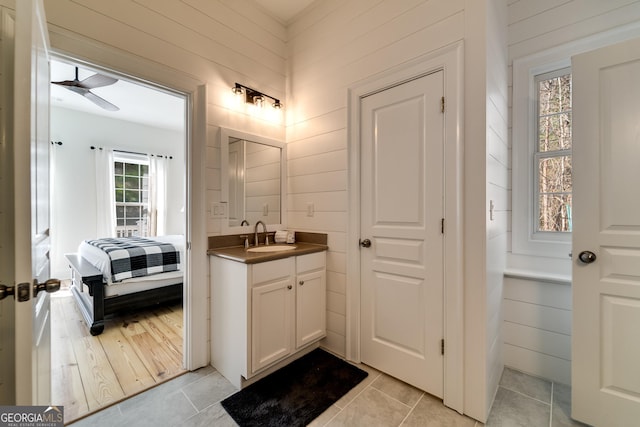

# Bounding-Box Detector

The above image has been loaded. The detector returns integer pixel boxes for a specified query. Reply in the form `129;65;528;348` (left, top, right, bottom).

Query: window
535;69;572;233
512;54;574;258
114;155;149;237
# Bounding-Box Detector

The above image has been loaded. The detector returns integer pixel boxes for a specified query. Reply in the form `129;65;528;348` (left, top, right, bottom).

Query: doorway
48;57;188;421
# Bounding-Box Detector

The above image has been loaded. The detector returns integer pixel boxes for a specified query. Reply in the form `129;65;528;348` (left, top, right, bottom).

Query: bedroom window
114;155;149;237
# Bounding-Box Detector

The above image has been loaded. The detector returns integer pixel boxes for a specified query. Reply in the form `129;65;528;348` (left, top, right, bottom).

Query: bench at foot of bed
65;253;183;336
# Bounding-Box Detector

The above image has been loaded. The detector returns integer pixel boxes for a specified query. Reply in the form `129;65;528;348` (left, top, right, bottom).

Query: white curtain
149;155;168;236
95;148;116;237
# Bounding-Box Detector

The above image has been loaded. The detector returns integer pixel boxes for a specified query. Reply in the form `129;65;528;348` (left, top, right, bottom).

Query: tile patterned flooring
68;361;587;427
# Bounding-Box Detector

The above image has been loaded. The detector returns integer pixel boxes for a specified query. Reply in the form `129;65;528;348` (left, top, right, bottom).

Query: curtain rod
90;145;173;159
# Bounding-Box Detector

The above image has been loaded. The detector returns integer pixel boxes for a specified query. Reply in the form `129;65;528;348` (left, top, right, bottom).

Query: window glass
114;157;150;237
535;70;572;233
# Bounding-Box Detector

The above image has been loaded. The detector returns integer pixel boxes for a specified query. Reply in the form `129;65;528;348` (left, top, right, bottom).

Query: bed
65;235;184;336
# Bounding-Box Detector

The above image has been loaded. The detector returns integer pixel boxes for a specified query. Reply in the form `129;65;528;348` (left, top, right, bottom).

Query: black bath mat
221;349;368;427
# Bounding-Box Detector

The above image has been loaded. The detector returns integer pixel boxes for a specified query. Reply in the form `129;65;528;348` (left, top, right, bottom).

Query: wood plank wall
486;0;509;413
286;0;466;359
505;0;640;384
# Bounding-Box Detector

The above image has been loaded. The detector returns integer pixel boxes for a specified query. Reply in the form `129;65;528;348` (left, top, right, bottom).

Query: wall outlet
263;203;269;216
307;202;314;217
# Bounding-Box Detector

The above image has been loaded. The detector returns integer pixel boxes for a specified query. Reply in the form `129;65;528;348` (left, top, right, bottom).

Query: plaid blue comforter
86;237;180;282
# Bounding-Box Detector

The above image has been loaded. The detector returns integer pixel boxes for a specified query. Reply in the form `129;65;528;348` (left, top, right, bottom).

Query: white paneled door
360;71;444;397
572;37;640;426
0;0;58;405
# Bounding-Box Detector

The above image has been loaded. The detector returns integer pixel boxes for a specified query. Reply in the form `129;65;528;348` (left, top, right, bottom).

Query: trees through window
535;69;572;233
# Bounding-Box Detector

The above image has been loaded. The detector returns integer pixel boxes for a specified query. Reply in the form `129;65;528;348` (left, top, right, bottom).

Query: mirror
220;128;286;233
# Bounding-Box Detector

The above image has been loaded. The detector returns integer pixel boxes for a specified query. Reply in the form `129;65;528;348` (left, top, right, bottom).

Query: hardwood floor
51;289;186;424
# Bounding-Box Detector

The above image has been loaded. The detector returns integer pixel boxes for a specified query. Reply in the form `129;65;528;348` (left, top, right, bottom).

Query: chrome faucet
254;220;267;246
240;219;249;226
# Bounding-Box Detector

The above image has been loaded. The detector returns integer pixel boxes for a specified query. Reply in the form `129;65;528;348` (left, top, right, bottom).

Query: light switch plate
211;202;226;219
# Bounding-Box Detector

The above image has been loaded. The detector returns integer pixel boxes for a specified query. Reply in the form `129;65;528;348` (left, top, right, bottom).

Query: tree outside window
535;69;572;233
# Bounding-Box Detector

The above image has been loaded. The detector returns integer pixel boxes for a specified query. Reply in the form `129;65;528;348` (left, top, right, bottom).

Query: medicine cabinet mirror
220;127;286;233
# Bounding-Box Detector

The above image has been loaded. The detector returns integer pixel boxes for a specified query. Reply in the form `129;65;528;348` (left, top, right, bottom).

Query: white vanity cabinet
211;250;326;389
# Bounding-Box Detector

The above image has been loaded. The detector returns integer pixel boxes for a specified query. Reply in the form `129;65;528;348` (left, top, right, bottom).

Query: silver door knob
360;238;372;248
0;284;14;301
33;278;61;297
578;251;597;264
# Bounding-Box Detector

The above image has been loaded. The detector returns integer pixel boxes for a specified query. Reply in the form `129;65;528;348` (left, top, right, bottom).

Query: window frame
512;56;572;258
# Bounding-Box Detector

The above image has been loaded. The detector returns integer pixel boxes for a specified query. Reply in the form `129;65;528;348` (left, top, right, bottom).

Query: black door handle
578;251;597;264
359;239;371;248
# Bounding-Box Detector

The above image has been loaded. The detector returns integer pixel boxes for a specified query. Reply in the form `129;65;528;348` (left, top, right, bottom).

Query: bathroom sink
247;245;297;253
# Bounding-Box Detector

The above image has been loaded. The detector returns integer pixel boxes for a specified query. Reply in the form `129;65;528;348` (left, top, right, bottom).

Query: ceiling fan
51;67;120;111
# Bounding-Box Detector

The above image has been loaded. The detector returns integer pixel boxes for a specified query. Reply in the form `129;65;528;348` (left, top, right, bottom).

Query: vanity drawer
251;257;293;285
296;251;326;273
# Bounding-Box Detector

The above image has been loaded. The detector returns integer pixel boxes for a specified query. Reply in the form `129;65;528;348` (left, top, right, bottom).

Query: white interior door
572;36;640;426
8;0;57;405
360;70;444;397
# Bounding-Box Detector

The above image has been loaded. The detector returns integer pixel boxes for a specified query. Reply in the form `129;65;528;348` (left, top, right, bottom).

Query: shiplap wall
286;0;466;358
40;0;288;236
505;0;640;384
486;0;509;411
287;0;499;421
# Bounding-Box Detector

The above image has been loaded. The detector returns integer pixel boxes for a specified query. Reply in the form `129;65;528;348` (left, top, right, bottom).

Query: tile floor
68;361;587;426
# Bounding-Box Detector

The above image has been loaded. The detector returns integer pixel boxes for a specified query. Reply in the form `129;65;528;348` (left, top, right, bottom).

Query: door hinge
441;96;445;113
441;218;445;234
441;339;445;355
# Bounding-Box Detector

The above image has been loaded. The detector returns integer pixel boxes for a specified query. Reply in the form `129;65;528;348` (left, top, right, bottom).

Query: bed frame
65;253;183;336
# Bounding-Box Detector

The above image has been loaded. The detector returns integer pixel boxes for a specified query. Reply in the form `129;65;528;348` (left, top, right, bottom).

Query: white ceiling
252;0;316;23
50;59;186;131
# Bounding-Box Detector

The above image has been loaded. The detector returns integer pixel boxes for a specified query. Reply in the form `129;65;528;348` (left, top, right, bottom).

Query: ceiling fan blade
80;73;118;89
83;91;120;111
51;79;79;87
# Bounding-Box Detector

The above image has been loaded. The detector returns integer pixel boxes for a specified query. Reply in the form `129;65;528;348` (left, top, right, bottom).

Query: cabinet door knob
299;280;304;286
287;285;292;290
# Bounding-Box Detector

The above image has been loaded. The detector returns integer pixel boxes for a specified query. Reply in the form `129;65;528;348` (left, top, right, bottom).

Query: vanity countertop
208;242;328;264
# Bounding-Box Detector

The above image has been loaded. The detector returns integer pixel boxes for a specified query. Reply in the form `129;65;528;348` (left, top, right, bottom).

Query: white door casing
347;42;464;412
13;0;55;405
360;70;445;396
572;36;640;426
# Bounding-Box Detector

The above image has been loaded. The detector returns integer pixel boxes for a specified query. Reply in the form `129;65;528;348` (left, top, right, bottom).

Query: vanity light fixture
232;82;283;109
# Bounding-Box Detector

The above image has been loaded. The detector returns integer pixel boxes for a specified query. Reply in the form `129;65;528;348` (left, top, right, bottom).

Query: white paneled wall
288;0;501;422
506;0;640;382
503;276;572;385
41;0;288;237
486;0;509;411
286;0;466;360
